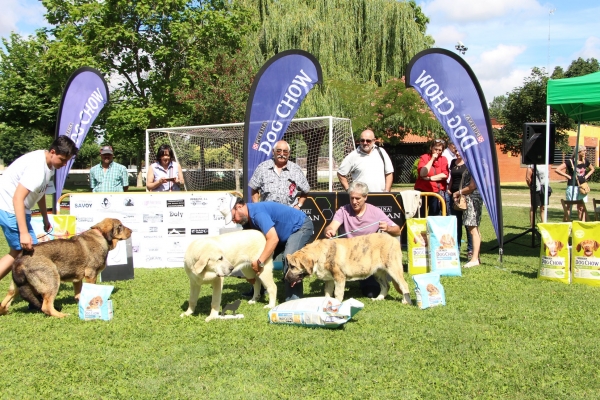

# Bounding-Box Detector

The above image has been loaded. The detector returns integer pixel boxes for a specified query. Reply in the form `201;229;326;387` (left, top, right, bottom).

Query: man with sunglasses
337;129;394;192
248;140;310;209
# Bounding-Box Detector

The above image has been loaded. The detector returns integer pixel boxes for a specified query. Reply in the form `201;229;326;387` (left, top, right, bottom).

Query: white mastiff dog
180;229;277;321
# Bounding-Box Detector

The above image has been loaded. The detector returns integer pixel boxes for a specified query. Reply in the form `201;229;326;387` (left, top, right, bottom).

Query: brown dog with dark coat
0;218;131;318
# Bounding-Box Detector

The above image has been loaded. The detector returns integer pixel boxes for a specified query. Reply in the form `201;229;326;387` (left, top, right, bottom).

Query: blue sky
2;0;599;105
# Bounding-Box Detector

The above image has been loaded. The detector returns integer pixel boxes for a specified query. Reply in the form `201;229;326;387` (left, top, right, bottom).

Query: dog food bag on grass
268;297;364;329
571;221;600;287
407;218;429;275
538;223;571;284
413;273;445;309
78;283;114;321
426;216;461;276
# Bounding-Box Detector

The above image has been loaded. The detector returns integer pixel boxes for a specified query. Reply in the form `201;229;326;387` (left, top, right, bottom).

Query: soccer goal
146;116;355;192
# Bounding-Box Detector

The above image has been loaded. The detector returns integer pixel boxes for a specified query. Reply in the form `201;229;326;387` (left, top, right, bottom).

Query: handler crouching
220;194;313;302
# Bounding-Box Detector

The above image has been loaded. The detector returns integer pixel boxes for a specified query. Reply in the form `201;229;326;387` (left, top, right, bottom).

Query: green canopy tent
544;71;600;219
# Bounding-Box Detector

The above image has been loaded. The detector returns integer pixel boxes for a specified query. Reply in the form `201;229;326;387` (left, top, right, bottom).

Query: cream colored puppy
180;229;277;321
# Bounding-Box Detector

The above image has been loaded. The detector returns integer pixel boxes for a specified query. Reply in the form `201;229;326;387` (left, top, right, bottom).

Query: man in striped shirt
90;145;129;192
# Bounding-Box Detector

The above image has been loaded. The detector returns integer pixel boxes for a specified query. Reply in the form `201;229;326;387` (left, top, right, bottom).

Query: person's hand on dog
20;232;34;251
252;260;263;275
378;221;389;233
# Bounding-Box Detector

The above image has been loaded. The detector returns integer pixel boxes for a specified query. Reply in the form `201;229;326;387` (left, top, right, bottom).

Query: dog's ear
576;243;582;252
595;241;600;251
192;255;210;275
557;241;564;251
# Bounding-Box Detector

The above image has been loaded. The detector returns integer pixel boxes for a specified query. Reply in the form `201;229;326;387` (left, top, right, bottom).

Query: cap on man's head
100;145;114;155
218;193;239;225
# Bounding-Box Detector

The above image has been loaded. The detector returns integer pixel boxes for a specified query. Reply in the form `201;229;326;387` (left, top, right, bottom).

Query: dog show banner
406;48;504;256
55;67;110;208
243;50;323;201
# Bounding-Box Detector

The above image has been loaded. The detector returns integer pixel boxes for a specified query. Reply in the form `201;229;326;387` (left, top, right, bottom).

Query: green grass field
1;184;600;399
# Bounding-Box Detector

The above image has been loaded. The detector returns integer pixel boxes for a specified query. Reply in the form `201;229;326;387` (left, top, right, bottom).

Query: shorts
566;186;587;202
531;190;549;207
0;210;38;250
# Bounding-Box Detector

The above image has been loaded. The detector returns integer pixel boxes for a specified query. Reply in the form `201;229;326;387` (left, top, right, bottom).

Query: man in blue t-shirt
220;194;313;301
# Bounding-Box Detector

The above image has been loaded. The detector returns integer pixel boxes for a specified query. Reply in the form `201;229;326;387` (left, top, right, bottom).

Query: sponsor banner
70;192;235;268
243;50;322;201
406;48;503;252
55;67;109;205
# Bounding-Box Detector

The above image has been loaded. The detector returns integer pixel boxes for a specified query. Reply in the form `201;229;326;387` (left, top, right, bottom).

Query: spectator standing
556;147;595;221
452;160;482;268
0;136;78;288
248;140;310;208
448;152;473;258
220;194;313;302
414;139;449;217
90;145;129;192
525;164;549;225
441;142;457;215
324;181;400;298
337;129;394;192
147;144;185;192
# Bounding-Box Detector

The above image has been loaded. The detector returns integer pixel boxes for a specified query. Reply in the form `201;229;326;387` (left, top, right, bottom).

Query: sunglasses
434;139;446;145
360;139;373;143
274;149;289;154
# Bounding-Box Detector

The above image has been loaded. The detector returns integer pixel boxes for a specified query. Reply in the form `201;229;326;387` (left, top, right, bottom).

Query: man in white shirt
0;136;78;288
337;129;394;192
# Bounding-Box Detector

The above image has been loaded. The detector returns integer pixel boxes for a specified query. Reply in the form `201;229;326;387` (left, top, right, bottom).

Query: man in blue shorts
0;136;78;285
220;193;313;301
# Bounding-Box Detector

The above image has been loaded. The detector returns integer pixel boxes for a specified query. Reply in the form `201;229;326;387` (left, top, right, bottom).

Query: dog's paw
248;299;256;305
263;303;275;309
402;293;412;305
371;295;385;301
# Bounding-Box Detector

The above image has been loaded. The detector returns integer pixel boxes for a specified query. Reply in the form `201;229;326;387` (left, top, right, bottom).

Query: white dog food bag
571;221;600;287
426;216;461;276
407;218;429;275
538;222;571;284
268;297;364;329
78;283;114;321
413;272;445;309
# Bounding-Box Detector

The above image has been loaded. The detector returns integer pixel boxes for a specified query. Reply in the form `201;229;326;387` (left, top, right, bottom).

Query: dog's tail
12;261;43;311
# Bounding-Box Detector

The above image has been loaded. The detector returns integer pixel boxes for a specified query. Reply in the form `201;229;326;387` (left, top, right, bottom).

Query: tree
495;67;571;155
488;95;507;120
564;57;600;78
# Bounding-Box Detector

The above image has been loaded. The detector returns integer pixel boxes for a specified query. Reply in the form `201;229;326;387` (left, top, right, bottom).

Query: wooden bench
561;199;588;222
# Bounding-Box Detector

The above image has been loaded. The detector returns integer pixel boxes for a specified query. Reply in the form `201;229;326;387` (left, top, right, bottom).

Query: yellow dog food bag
538;222;571;284
407;218;429;275
571;221;600;287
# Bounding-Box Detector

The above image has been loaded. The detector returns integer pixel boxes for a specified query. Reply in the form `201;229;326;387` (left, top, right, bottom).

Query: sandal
463;260;480;268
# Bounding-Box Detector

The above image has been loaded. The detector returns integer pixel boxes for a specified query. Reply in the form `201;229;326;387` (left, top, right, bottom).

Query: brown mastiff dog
0;218;132;318
285;232;411;304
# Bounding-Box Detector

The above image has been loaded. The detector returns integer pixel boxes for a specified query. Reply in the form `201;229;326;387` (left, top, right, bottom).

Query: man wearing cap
90;145;129;192
219;193;313;302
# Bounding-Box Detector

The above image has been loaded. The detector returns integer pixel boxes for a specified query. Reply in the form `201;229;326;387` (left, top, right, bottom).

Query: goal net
146;116;354;192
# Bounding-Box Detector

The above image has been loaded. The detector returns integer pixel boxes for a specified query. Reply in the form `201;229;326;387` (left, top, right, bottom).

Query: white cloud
473;44;527;80
574;36;600;60
423;0;545;22
431;25;465;48
0;0;46;37
479;67;531;102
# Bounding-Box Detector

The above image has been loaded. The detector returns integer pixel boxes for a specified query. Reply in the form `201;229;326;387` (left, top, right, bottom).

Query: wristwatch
257;259;264;268
296;203;303;208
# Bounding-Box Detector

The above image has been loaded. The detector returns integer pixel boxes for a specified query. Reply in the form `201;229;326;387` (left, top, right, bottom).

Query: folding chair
560;199;588;222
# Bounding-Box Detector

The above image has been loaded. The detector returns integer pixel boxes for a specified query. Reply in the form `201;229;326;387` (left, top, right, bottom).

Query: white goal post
146;116;354;193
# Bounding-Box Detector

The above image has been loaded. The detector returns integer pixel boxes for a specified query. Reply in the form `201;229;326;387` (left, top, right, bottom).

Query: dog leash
330;221;381;239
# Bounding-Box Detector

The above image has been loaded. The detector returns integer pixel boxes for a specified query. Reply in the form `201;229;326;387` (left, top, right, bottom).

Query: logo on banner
74;202;93;209
167;199;185;207
378;206;392;213
143;199;162;208
145;256;163;262
252;121;268;150
148;226;159;233
143;214;163;223
190;213;209;221
191;228;209;235
167;228;186;235
123;198;135;206
76;216;93;222
169;211;184;218
190;197;209;207
100;198;111;209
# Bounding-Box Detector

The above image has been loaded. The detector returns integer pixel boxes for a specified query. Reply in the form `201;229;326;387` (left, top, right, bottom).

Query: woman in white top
147;144;185;192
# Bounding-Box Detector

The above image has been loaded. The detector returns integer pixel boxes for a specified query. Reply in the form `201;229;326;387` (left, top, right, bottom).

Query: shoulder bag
452;168;467;211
